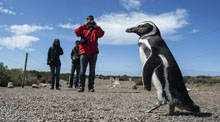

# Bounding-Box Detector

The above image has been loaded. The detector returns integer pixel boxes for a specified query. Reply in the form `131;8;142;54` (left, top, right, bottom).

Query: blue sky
0;0;220;76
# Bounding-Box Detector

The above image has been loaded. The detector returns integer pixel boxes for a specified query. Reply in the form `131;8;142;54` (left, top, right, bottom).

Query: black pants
69;63;80;88
79;54;97;90
50;65;61;88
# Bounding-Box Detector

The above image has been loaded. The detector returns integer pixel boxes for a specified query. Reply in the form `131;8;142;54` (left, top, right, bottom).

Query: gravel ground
0;79;220;122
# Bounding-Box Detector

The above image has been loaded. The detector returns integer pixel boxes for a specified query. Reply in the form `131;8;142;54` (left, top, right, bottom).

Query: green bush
119;75;129;81
27;70;51;84
8;69;22;86
0;63;43;87
134;78;143;85
0;63;12;87
0;63;23;87
60;73;70;81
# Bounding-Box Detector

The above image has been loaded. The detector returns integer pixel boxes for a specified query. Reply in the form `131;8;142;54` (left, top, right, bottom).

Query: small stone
32;84;39;88
7;82;14;88
187;87;190;91
39;83;47;87
129;84;137;89
131;85;137;90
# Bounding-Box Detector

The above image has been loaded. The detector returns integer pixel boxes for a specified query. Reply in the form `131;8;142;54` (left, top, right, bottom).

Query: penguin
126;21;200;114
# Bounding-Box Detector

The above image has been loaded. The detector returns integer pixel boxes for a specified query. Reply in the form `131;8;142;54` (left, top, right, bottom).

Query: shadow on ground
163;111;212;117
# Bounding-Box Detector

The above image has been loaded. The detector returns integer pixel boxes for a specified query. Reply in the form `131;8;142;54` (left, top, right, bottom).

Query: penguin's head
126;21;160;38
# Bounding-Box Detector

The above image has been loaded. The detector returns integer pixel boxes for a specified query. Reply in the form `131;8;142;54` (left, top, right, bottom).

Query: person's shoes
78;88;84;92
56;88;61;90
50;86;54;90
68;86;72;88
88;89;95;92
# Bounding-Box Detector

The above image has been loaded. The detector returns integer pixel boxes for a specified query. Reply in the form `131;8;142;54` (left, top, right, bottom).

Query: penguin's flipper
142;54;161;91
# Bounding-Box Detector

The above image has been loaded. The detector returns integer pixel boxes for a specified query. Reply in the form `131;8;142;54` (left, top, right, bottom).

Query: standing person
47;39;64;90
69;40;80;88
75;15;104;92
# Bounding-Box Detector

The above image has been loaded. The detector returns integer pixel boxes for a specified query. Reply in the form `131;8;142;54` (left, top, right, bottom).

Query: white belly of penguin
139;47;147;64
139;38;151;65
158;55;173;103
152;72;166;103
149;55;173;104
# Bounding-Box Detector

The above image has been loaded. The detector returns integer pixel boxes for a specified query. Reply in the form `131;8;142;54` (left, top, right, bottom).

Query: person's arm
47;47;51;65
59;47;64;55
95;26;104;38
75;25;86;37
76;50;80;58
71;49;74;59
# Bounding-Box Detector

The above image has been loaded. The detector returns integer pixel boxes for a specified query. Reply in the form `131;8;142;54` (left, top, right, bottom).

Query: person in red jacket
75;15;104;92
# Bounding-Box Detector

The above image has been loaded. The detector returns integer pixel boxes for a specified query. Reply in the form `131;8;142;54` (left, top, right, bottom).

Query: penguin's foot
146;101;167;113
163;112;177;116
146;104;161;113
163;105;176;115
146;106;159;113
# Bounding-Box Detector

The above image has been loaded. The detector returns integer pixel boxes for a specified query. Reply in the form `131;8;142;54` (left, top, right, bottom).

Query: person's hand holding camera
72;56;78;60
86;20;97;30
92;21;97;28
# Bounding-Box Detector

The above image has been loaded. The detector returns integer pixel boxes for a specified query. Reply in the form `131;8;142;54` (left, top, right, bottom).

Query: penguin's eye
138;25;145;28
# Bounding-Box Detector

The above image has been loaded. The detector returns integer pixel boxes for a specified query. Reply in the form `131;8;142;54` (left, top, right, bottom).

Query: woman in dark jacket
47;39;64;90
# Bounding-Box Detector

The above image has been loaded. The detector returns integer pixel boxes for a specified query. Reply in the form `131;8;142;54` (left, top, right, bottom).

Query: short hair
86;15;94;20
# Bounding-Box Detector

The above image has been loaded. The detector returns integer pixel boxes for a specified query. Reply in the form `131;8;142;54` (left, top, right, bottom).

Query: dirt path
0;79;219;121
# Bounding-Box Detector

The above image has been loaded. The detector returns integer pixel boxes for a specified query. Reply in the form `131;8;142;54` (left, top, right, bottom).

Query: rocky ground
0;79;220;122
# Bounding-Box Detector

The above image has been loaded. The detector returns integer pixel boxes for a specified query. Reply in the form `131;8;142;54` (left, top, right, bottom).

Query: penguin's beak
126;26;138;33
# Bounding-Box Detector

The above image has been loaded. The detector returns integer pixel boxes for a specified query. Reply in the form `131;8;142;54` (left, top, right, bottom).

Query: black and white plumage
126;21;200;114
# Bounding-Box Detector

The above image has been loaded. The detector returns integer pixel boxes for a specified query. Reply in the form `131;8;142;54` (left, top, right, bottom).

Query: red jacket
75;25;104;55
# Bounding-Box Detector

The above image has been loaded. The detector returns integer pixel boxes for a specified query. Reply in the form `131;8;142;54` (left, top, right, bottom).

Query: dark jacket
75;25;104;55
47;40;64;66
71;47;80;64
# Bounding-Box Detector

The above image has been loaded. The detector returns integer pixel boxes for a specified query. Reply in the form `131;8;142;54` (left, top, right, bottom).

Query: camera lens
91;22;95;25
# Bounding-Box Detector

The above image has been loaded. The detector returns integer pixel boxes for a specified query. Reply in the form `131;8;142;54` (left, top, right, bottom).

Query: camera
87;21;96;30
89;21;96;25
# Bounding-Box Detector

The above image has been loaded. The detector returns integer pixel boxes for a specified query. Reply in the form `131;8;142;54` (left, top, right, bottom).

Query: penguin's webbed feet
146;105;160;113
164;105;176;115
146;101;166;113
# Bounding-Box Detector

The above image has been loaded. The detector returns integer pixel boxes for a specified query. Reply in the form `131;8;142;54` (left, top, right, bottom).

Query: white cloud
0;4;16;15
0;24;53;51
94;9;188;45
9;24;53;35
120;0;141;10
191;29;199;33
58;23;80;29
0;35;39;51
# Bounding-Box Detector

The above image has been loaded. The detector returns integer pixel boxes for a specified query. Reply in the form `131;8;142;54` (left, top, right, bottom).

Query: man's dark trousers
79;54;97;90
69;63;80;88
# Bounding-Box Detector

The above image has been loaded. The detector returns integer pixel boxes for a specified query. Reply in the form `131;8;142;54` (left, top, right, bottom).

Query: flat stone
7;82;14;88
32;84;39;88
